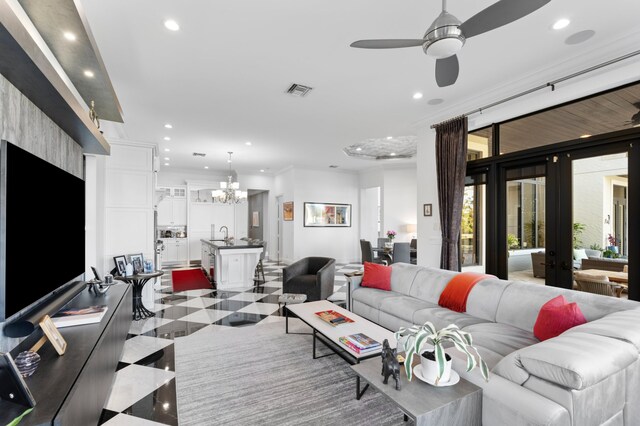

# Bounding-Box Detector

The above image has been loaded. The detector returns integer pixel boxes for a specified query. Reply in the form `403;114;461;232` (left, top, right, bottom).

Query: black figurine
381;339;401;390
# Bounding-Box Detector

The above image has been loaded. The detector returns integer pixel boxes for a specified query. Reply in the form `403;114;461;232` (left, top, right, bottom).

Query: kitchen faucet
220;226;229;241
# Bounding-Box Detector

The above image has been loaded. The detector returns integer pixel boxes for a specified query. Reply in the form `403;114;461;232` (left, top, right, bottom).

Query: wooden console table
0;284;132;425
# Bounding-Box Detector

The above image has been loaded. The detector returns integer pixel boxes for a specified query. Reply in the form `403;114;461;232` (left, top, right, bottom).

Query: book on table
315;310;354;326
339;333;381;354
52;305;109;328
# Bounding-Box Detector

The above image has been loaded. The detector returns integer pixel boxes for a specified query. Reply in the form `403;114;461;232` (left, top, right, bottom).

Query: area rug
174;322;410;425
171;268;212;292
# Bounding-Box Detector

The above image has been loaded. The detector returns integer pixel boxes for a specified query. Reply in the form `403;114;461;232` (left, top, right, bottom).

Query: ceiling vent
329;165;339;168
286;83;313;97
192;152;206;157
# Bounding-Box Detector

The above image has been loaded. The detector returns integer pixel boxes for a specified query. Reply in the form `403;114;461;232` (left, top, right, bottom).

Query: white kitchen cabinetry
163;238;188;263
157;198;187;225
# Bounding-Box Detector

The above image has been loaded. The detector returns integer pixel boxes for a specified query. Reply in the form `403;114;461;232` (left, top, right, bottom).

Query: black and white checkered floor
98;260;363;425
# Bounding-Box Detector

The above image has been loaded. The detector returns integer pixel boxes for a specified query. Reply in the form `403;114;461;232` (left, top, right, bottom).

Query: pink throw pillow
361;262;392;291
534;295;587;341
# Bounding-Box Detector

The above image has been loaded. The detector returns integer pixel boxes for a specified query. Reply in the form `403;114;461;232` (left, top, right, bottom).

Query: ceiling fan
351;0;551;87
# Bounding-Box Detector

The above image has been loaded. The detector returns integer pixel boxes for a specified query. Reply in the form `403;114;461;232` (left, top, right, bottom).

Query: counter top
201;239;264;250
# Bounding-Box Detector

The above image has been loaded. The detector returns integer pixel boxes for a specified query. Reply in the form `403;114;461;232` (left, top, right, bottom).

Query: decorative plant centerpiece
395;322;489;385
386;230;397;240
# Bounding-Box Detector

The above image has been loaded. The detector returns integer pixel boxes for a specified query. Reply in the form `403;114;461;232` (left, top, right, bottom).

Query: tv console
0;283;132;425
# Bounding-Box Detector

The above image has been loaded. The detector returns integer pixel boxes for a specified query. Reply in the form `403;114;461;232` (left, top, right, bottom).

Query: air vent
192;152;206;157
286;83;313;97
329;165;339;168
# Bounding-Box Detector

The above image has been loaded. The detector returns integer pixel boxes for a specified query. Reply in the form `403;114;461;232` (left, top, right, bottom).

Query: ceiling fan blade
459;0;551;39
350;39;425;49
435;55;459;87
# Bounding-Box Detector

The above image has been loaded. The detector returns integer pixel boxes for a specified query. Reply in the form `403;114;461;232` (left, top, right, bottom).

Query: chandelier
211;152;247;204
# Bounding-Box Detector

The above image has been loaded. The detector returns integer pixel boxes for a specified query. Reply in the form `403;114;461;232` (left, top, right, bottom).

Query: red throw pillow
534;295;587;341
361;262;392;291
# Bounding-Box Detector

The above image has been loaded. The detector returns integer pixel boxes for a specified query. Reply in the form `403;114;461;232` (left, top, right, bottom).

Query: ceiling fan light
425;37;464;59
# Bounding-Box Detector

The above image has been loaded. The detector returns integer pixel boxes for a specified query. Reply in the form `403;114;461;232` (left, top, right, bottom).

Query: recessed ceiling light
390;153;396;156
164;157;170;160
164;148;170;152
260;169;265;172
164;123;173;129
580;134;592;139
63;31;76;41
164;137;171;141
386;136;393;140
164;19;180;31
413;92;423;100
356;147;362;151
164;163;170;166
204;166;209;169
245;141;252;146
227;158;232;163
83;70;94;78
553;18;570;30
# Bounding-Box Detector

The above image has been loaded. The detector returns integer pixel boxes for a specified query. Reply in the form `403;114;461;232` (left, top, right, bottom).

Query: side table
278;293;307;333
115;271;164;320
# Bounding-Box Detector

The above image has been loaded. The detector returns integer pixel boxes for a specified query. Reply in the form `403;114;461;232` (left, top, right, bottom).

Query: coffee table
351;356;482;426
285;300;397;366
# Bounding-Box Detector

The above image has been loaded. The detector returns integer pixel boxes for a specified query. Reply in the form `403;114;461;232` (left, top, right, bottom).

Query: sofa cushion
573;248;588;261
564;307;640;351
465;278;511;322
407;267;459;304
351;287;400;310
412;306;488;331
463;322;539;358
361;262;391;290
389;263;421;295
517;332;637;390
378;296;437;323
495;281;638;332
533;295;586;341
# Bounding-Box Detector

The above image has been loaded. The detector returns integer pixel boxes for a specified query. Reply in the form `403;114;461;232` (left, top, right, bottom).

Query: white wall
416;128;441;267
382;167;417;242
274;168;295;263
292;168;360;264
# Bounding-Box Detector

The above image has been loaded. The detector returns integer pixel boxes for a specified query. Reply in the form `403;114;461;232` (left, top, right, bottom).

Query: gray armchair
283;257;336;302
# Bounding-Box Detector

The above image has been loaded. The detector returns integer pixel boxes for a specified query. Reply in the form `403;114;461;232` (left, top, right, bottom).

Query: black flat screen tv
0;140;85;323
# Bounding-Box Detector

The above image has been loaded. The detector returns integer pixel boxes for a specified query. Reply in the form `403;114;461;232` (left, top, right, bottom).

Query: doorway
248;190;268;241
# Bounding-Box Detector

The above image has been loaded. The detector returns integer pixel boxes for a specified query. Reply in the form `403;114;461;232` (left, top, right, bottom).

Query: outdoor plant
507;233;520;250
395;322;489;385
573;223;586;249
589;243;603;251
386;230;397;240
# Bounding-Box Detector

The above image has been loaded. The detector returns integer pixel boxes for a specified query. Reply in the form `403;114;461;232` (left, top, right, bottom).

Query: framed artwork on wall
303;202;351;227
252;211;260;227
423;204;432;217
283;201;294;221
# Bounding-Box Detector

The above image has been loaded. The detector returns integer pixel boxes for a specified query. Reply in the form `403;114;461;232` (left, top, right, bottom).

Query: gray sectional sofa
346;263;640;426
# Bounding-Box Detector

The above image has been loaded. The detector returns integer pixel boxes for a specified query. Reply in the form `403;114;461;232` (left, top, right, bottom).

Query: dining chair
391;242;411;264
377;237;389;249
574;272;622;297
409;239;417;264
624;265;628;273
360;240;386;265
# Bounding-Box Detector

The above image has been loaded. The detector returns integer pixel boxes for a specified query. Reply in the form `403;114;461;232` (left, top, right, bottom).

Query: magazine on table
52;305;109;328
339;333;381;354
314;310;354;326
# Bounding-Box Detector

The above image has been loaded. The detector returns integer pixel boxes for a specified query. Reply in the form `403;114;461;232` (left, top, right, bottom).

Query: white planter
420;351;452;384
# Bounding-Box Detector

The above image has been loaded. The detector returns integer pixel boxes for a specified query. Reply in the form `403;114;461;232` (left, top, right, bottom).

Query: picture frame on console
113;255;127;276
129;254;144;274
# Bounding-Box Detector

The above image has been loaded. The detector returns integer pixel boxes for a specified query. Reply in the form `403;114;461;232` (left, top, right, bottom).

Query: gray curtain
435;117;468;271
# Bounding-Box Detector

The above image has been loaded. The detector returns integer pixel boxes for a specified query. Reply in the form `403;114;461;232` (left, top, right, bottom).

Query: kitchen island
201;239;263;289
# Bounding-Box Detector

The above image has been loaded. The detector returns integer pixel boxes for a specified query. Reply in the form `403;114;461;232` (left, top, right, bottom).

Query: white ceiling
80;0;640;174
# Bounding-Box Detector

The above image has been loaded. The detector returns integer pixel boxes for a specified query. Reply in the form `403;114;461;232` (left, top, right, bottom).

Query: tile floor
98;261;363;426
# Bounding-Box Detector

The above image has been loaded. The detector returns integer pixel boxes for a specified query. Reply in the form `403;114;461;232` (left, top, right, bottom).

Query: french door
481;138;638;299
